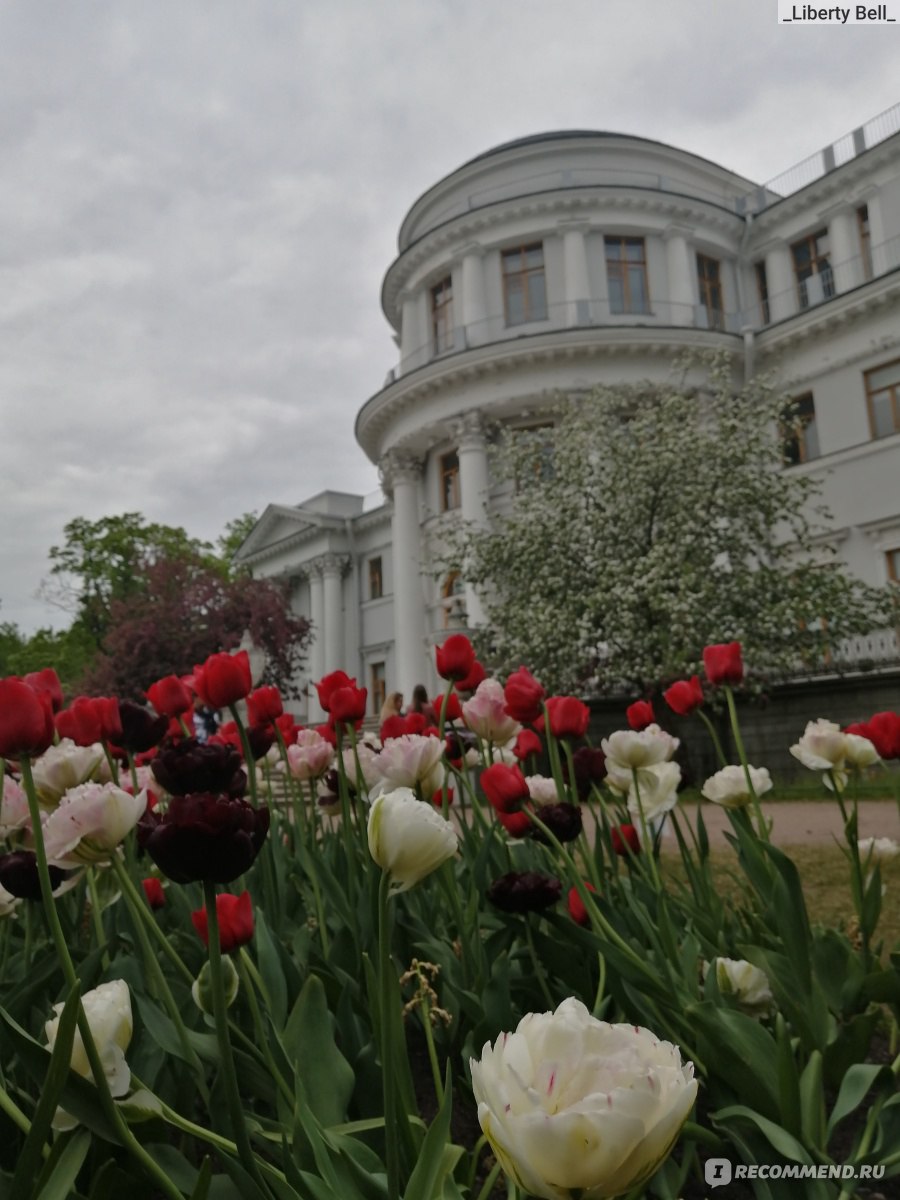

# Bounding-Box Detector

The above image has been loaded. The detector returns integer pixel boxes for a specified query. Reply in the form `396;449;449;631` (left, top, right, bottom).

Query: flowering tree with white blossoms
446;355;894;693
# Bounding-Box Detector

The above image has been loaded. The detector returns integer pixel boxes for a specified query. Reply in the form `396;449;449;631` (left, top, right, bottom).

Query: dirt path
671;799;899;848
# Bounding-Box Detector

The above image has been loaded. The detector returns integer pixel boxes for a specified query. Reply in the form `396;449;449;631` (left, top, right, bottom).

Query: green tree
44;513;217;648
446;357;894;694
217;510;259;567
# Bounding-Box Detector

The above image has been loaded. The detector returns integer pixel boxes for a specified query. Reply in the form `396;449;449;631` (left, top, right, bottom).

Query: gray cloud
1;0;897;632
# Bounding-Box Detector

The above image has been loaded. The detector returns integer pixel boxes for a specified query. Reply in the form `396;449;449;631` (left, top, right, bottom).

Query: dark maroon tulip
138;793;270;884
0;851;68;900
531;802;583;844
563;746;607;800
151;739;245;797
487;870;562;914
117;701;169;753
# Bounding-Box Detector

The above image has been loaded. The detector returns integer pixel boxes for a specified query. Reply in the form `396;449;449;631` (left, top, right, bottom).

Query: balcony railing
386;296;739;382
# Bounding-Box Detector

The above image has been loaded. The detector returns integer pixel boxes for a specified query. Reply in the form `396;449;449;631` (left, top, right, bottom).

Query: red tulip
314;671;354;712
480;763;530;813
329;685;367;725
846;711;900;760
610;823;641;856
513;728;543;760
497;810;533;838
626;700;654;731
0;677;56;757
56;696;122;746
146;675;193;718
247;686;283;725
23;668;63;713
193;651;252;709
567;881;598;926
435;634;476;682
545;696;590;739
503;667;545;724
437;692;463;722
142;878;166;909
663;676;704;716
702;642;743;686
192;891;254;953
455;660;486;692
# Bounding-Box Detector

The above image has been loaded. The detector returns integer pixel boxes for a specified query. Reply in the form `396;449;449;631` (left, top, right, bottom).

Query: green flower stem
202;879;271;1195
227;704;259;808
378;870;401;1200
109;855;194;987
236;951;295;1110
86;868;110;970
437;678;455;739
524;915;555;1009
108;857;209;1101
0;1080;32;1137
334;727;360;904
723;686;768;841
542;703;567;801
418;994;444;1109
18;758;184;1200
591;952;607;1019
697;708;728;769
475;1160;503;1200
630;769;662;892
133;1078;293;1191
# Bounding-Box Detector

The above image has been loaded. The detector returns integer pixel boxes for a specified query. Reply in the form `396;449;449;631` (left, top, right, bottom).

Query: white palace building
236;107;900;722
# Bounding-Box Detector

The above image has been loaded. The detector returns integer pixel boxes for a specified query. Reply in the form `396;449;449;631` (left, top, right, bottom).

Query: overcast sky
2;0;897;634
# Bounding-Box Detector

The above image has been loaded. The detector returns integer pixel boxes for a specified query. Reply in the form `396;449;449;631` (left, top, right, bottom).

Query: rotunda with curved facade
237;113;900;720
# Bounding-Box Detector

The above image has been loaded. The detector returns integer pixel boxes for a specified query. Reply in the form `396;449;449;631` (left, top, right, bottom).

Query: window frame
791;229;834;308
501;242;547;326
368;556;383;601
886;548;900;584
864;357;900;440
780;392;820;466
604;236;650;316
439;450;461;512
370;661;386;717
430;276;454;354
696;252;725;330
755;261;770;325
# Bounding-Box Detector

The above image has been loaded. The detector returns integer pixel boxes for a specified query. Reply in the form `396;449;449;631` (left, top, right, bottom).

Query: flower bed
0;644;898;1199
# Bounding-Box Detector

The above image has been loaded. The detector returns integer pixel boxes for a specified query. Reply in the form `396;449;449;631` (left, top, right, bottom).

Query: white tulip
45;979;133;1129
626;760;682;823
525;775;560;808
601;727;677;771
372;734;445;789
701;764;773;809
858;836;899;865
30;739;105;807
710;957;775;1018
790;718;848;771
367;787;458;893
470;997;697;1200
42;782;147;866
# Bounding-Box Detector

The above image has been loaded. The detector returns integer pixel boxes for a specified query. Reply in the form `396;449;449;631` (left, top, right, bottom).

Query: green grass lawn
661;843;900;953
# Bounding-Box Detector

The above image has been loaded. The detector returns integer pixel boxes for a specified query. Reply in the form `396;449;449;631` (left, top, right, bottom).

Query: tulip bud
192;957;240;1014
367;787;458;894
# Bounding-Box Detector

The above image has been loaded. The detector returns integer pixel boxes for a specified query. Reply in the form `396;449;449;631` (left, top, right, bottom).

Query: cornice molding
755;270;900;358
382;186;744;325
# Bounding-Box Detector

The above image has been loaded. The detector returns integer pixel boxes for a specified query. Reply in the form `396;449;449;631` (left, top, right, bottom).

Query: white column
862;192;889;273
399;290;422;373
826;205;858;292
321;554;347;678
561;222;591;327
454;412;490;627
307;561;325;722
461;245;486;347
763;243;796;322
664;227;695;326
381;451;426;701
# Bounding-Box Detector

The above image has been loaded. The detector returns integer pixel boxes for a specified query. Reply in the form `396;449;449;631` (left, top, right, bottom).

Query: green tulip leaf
283;975;354;1128
826;1063;893;1139
33;1129;90;1200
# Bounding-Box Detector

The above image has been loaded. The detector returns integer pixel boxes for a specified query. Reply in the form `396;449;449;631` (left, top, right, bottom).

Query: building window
887;548;900;583
501;243;547;326
441;571;466;627
440;451;461;511
605;237;649;315
431;276;454;354
696;253;724;330
858;205;873;280
781;393;820;465
791;229;834;308
755;261;770;325
370;662;386;716
368;556;383;600
865;358;900;439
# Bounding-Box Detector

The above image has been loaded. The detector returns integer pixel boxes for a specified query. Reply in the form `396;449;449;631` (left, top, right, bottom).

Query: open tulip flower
192;890;254;953
701;764;773;809
42;782;148;866
192;650;252;710
0;676;56;758
138;792;270;884
471;998;697;1200
367;787;458;894
30;739;105;808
